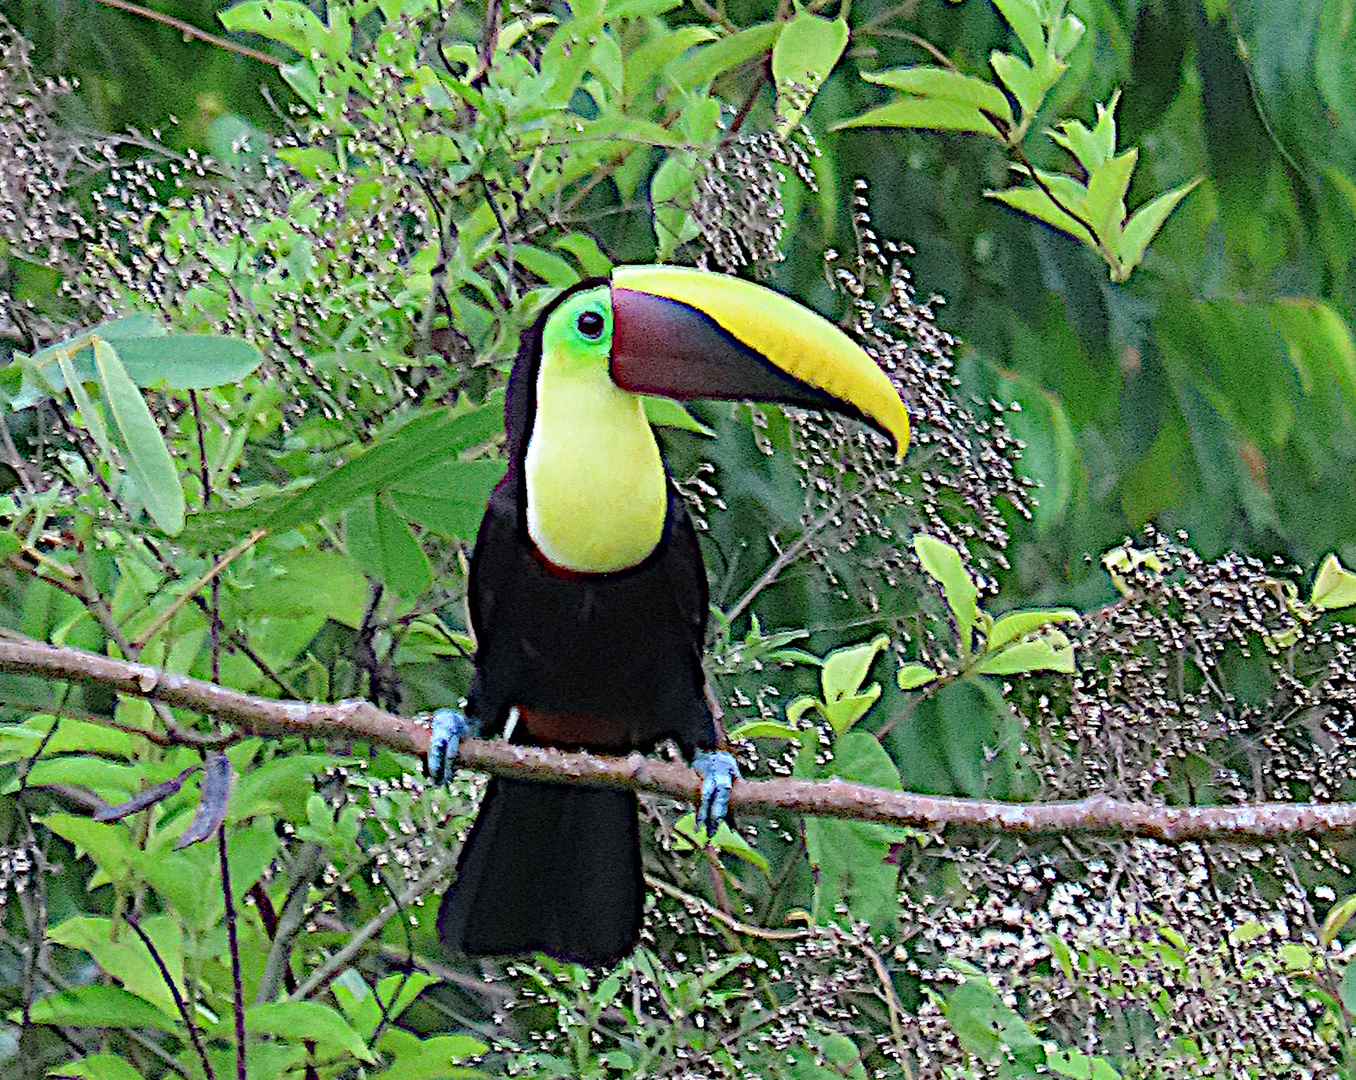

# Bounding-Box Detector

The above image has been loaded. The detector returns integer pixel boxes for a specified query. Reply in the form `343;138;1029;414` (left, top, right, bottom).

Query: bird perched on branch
426;265;910;965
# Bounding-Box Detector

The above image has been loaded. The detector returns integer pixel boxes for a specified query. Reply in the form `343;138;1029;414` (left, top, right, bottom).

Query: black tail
438;777;642;966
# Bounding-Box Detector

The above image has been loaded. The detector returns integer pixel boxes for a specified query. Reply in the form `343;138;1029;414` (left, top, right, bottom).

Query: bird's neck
524;361;668;573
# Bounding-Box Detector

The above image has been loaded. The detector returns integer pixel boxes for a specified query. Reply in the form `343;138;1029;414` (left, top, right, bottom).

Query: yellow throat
524;351;668;574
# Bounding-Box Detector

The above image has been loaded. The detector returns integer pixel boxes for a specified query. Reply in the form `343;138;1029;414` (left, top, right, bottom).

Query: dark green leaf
266;399;503;529
347;495;432;598
389;459;506;539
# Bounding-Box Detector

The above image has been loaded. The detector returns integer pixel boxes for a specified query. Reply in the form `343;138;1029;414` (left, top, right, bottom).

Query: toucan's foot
692;749;740;836
427;708;474;785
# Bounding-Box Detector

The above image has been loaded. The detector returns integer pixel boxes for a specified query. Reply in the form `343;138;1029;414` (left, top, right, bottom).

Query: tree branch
5;634;1356;843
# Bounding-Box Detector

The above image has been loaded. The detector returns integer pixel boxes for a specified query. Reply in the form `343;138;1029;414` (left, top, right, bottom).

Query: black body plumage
438;283;716;966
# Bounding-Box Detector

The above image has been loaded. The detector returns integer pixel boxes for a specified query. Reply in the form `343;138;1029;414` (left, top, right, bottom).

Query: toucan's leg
427;708;476;785
692;749;740;835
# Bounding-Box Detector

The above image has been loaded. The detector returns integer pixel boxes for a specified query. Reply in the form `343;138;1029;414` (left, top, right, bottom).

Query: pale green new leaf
986;608;1079;652
987;184;1095;247
727;720;803;742
642;396;716;436
972;629;1075;676
219;0;329;55
990;0;1046;62
821;634;889;703
1120;176;1202;268
671;22;781;88
1312;553;1356;610
833;97;996;135
914;534;979;651
861;66;1013;125
771;13;849;133
988;50;1044;118
56;349;115;463
897;662;940;690
93;339;186;536
1085;148;1138;242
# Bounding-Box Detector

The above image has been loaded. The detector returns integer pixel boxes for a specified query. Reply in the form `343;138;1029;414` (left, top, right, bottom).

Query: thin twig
132;529;265;648
218;826;247;1080
289;854;454;1001
88;0;283;67
125;915;215;1080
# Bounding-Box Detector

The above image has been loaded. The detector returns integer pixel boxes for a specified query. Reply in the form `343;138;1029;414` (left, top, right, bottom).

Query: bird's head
508;265;911;460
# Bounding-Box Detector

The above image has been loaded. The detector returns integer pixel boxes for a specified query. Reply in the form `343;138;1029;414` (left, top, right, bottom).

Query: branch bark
5;634;1356;843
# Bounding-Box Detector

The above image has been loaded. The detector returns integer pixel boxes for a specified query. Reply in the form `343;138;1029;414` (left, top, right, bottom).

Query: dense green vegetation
2;0;1356;1076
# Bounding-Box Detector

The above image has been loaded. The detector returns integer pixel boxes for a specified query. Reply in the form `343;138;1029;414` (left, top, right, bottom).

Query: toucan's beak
609;265;910;456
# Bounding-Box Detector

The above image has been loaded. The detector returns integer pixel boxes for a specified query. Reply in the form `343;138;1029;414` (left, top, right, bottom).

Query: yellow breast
524;374;668;573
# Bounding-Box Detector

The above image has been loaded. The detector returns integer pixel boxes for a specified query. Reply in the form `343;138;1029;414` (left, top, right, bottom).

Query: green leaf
987;182;1094;247
48;916;186;1013
972;629;1075;676
1084;148;1138;241
913;534;979;652
389;459;507;539
514;245;581;288
988;50;1045;117
727;720;803;741
219;0;328;54
897;662;939;690
832;98;995;135
266;398;503;529
771;14;849;134
861;66;1013;125
986;608;1079;651
1120;177;1202;269
347;495;432;598
651;153;699;261
48;1053;148;1080
945;977;1041;1061
37;336;265;393
1341;961;1356;1018
93;339;186;535
821;635;888;701
1268;298;1356;405
57;347;116;463
671;22;781;88
642;396;715;436
21;985;181;1035
803;730;905;932
673;813;770;873
1321;894;1356;946
365;1034;488;1080
1312;553;1356;610
991;0;1046;62
241;1001;375;1062
555;233;613;277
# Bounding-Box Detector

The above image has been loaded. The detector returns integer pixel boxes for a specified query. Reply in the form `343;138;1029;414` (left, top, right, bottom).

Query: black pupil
577;310;604;338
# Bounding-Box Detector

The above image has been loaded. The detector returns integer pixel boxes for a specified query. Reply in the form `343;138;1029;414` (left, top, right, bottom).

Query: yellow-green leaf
1312;553;1356;610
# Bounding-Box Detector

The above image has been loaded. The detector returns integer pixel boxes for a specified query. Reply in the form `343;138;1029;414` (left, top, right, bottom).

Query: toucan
426;265;911;966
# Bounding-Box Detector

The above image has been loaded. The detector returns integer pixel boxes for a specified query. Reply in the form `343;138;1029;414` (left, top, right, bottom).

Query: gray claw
428;708;473;785
692;749;740;836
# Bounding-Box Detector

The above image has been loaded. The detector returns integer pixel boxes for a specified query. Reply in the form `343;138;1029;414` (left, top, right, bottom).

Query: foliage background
2;0;1356;1076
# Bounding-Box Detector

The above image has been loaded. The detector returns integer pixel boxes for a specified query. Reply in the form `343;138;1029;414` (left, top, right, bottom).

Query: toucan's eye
577;310;605;339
